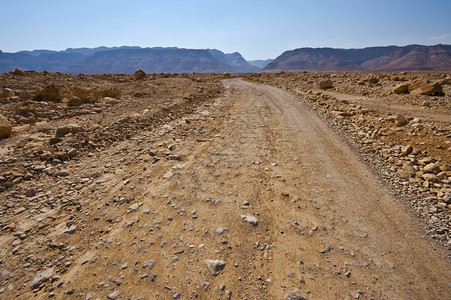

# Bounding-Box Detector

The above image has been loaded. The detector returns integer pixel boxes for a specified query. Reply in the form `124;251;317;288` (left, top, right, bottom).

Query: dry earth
0;71;450;299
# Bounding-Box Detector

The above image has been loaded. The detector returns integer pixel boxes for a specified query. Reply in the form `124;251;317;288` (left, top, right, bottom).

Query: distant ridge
0;46;257;74
248;59;274;69
2;44;450;74
263;44;451;72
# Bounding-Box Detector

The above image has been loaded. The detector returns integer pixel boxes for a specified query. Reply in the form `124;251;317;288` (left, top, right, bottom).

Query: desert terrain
0;70;450;299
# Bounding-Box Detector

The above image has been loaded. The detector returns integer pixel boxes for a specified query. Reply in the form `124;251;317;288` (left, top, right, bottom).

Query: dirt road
313;89;451;123
5;79;450;299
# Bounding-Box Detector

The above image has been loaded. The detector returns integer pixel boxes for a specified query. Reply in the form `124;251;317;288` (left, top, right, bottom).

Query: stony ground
244;72;451;246
0;71;450;299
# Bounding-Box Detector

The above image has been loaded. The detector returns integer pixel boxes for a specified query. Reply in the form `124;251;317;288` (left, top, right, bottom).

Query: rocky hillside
207;49;258;72
248;59;274;69
263;44;451;72
0;47;257;74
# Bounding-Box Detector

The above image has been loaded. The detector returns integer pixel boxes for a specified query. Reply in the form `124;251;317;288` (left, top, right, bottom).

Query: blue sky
1;0;450;60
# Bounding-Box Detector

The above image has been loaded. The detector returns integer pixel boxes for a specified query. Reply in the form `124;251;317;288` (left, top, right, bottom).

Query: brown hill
263;44;451;72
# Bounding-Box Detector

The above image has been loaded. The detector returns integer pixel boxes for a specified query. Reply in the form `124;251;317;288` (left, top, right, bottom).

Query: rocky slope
248;59;274;69
263;44;451;71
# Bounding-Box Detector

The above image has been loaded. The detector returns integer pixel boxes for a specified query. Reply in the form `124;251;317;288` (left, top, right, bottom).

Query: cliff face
263;44;451;72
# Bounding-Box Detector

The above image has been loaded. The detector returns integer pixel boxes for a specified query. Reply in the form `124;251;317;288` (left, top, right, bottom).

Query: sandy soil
0;74;451;299
1;73;449;299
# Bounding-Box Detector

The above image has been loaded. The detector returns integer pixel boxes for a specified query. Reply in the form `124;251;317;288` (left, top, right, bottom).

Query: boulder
0;88;15;98
55;124;84;137
67;148;78;157
397;168;415;179
0;114;12;138
409;78;444;96
317;79;333;89
368;77;379;84
394;115;408;127
12;68;25;75
422;173;440;183
393;83;410;94
67;96;83;106
401;145;413;156
423;163;441;174
134;69;146;80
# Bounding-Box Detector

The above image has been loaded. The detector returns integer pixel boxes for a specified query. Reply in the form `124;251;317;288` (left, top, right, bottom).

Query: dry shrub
33;85;61;102
72;87;94;102
97;87;121;98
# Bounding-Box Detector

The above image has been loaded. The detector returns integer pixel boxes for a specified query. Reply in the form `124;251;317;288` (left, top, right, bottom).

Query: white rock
30;267;54;289
205;259;226;276
129;203;139;211
241;214;258;226
163;171;174;179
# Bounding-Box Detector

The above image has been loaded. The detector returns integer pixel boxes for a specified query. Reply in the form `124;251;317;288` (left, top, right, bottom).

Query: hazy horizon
1;0;451;60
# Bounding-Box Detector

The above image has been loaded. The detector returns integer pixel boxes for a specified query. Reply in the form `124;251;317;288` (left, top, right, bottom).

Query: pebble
129;203;139;211
241;214;258;226
30;267;54;289
143;259;155;269
320;244;331;253
241;201;250;209
25;188;36;197
54;170;69;177
163;171;174;179
216;227;229;234
107;291;121;300
202;282;210;290
124;221;134;227
284;289;307;300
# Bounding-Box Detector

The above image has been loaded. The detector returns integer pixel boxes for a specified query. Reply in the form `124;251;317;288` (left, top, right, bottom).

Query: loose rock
393;83;410;94
241;214;258;226
409;78;443;96
317;79;333;89
55;124;84;137
107;291;121;300
205;259;226;276
284;289;307;300
0;114;12;138
134;69;146;80
67;96;83;106
30;267;54;289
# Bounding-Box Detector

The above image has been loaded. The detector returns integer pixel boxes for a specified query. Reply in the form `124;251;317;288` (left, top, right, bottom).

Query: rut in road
40;79;449;299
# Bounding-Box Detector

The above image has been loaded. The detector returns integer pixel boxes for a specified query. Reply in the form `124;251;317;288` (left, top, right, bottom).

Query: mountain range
263;44;451;71
0;46;259;74
0;44;449;74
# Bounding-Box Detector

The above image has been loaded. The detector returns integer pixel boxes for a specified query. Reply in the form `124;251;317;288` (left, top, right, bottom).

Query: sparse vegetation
71;87;94;102
98;87;121;98
33;85;61;102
